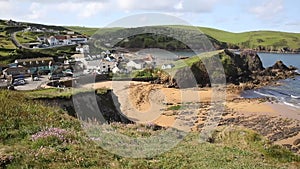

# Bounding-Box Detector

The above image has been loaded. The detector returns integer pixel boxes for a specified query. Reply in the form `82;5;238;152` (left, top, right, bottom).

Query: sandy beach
81;80;300;152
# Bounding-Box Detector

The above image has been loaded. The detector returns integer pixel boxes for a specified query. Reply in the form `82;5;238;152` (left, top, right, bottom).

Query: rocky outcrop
270;60;289;70
38;90;133;124
154;49;297;89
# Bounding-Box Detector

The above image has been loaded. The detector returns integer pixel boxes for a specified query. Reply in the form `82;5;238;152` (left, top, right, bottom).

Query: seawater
241;53;300;110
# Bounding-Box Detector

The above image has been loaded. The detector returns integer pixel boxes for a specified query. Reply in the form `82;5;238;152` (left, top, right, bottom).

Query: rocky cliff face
38;90;133;124
155;49;297;88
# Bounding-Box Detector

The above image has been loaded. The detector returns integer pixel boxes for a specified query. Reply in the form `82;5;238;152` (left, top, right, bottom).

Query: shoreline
81;80;300;152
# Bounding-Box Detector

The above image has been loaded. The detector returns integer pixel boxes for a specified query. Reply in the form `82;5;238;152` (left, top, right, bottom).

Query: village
0;42;177;90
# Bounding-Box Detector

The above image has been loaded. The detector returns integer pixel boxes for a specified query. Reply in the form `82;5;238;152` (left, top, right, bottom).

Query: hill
67;25;300;52
199;27;300;52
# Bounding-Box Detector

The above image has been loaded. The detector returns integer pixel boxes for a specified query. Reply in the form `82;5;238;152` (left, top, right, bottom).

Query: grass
167;105;182;110
0;31;15;49
23;87;110;99
199;27;300;50
65;26;101;36
0;89;299;168
172;50;221;70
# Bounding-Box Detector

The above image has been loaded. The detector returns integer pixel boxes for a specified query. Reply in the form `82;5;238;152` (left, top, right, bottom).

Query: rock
293;138;300;146
271;60;289;71
282;144;292;149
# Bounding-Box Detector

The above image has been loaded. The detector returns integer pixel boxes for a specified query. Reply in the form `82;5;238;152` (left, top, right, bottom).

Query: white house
112;66;120;74
70;36;88;44
76;45;90;53
161;64;175;70
47;36;59;46
126;59;146;70
85;60;117;74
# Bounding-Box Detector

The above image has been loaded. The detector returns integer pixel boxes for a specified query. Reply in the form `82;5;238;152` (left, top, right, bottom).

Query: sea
240;53;300;110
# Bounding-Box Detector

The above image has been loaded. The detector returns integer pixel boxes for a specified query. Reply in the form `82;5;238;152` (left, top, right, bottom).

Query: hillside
1;89;299;168
0;19;79;64
67;25;300;52
199;27;300;51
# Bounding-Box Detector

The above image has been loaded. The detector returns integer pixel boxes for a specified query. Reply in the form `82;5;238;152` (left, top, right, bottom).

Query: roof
71;54;85;59
144;55;155;62
16;57;53;63
55;35;69;40
131;59;146;64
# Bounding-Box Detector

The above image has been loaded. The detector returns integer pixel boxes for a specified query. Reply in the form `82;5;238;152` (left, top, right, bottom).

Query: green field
199;27;300;50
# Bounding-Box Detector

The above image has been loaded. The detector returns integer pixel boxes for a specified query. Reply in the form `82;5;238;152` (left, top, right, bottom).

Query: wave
283;101;300;109
253;91;276;98
291;95;300;99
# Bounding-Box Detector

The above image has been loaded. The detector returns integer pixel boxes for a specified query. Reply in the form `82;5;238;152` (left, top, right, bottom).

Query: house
14;57;56;74
112;66;120;74
161;63;175;70
76;45;90;53
126;59;146;70
104;55;116;62
37;36;46;43
70;35;88;44
3;66;29;78
55;35;72;45
67;31;75;35
6;19;20;26
85;60;117;74
47;36;59;46
143;54;155;64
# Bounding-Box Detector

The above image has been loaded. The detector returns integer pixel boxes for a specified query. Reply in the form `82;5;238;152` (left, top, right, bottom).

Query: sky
0;0;300;33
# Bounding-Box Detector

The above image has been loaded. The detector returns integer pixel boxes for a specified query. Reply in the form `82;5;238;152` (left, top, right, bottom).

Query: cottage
47;36;59;46
6;19;20;26
126;59;146;70
76;45;90;53
70;35;88;44
3;66;28;78
55;35;72;45
14;57;56;74
85;60;116;74
143;54;155;64
112;66;120;74
161;63;175;70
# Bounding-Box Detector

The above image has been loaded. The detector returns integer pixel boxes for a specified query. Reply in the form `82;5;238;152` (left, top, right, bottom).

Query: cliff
155;49;297;88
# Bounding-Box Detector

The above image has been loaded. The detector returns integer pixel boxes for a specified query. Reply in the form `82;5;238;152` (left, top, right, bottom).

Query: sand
80;81;300;150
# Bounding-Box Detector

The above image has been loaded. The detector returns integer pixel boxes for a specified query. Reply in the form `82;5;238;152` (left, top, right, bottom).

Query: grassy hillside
199;27;300;51
65;26;123;37
67;25;300;51
1;89;299;168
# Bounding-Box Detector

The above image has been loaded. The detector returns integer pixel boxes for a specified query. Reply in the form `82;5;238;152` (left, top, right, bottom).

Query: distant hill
67;25;300;52
199;27;300;52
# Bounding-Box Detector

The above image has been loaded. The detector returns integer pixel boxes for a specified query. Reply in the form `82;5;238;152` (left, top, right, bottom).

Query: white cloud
117;0;220;13
174;1;183;10
0;0;13;17
250;0;284;20
27;2;46;20
56;1;106;18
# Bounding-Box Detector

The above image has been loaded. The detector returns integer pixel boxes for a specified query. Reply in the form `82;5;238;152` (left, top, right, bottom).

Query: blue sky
0;0;300;33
